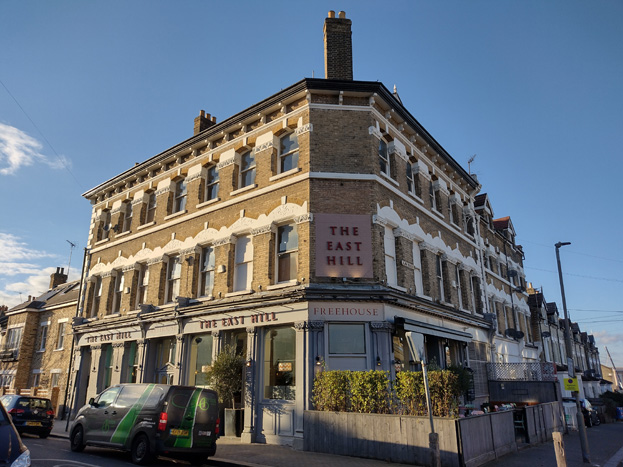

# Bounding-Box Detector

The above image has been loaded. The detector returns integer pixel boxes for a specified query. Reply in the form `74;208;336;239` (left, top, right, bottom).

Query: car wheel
594;414;601;426
586;414;593;428
70;425;86;452
131;434;154;465
39;430;51;439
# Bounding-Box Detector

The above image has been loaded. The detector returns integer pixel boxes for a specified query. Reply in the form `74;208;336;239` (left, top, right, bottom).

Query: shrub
203;344;245;409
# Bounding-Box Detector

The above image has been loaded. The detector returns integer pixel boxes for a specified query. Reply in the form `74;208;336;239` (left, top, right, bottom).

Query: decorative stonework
213;235;236;247
295;213;313;224
147;255;166;266
186;172;203;184
394;228;416;242
256;141;274;153
295;123;313;136
419;242;437;253
294;321;310;331
122;264;138;273
217;158;235;170
155;187;171;197
370;321;394;332
131;198;144;206
251;224;273;236
368;126;382;139
309;321;324;331
101;270;114;279
372;215;388;226
246;326;256;334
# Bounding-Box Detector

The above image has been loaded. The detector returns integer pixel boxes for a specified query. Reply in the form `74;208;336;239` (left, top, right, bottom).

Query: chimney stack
49;267;68;290
194;110;216;135
324;11;353;80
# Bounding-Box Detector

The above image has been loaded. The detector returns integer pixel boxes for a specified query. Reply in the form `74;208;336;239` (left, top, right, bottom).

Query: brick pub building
70;12;537;447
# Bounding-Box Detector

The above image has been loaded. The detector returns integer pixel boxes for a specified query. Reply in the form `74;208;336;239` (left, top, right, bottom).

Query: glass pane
277;252;297;283
242;168;255;187
192;335;214;387
281;152;298;173
280;133;298;154
329;323;366;354
278;225;297;253
241;151;255;171
263;326;296;400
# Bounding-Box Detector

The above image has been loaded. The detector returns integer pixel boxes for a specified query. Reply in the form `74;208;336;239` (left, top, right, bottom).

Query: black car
0;395;55;438
70;383;219;465
0;399;31;466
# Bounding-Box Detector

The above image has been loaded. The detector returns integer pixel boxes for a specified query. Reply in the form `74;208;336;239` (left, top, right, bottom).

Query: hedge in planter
313;369;461;417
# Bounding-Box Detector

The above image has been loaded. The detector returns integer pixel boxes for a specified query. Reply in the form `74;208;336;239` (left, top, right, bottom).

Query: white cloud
0;232;55;262
0;123;71;175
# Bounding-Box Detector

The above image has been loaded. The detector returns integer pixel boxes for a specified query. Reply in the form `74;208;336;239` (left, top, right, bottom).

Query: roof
8;280;80;313
83;78;480;199
493;216;510;230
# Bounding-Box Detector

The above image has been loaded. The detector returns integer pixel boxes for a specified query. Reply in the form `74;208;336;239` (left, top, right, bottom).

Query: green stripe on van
110;384;156;444
172;388;202;448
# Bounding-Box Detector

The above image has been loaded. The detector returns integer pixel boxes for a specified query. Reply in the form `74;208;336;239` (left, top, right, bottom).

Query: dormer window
279;132;299;173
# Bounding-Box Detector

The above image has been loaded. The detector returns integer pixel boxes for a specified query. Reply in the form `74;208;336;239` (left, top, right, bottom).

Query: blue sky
1;1;622;367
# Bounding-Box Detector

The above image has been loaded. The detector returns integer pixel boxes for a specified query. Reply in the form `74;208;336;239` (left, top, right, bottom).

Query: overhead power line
0;77;82;188
525;266;623;284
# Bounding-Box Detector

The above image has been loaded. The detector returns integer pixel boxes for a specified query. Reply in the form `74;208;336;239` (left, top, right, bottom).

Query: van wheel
70;425;86;452
131;434;154;465
39;429;51;439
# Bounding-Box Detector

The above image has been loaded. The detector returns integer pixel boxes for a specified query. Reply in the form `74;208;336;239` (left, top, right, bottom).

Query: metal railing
487;362;557;382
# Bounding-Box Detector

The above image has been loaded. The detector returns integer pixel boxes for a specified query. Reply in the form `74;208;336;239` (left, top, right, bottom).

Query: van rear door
161;387;218;450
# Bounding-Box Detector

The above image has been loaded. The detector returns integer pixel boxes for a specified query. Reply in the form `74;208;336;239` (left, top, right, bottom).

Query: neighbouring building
0;268;78;416
69;11;566;446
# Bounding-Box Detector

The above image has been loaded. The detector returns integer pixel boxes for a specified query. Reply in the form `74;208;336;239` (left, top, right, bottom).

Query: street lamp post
555;241;590;464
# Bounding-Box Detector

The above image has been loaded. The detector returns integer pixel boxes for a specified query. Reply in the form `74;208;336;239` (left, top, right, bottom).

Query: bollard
553;431;567;467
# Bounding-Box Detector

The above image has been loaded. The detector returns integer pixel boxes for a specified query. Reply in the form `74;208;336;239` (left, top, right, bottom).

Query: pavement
49;419;623;467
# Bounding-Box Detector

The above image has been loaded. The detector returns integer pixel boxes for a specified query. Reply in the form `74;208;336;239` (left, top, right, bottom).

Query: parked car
70;384;219;465
0;398;31;466
580;399;600;427
0;394;54;438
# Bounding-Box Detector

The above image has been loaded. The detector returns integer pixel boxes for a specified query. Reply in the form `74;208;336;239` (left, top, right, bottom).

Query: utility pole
555;242;590;463
605;347;620;390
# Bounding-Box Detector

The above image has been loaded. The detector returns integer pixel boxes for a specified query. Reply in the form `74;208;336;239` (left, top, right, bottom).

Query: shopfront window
122;341;139;383
328;323;366;354
263;326;295;400
154;337;176;384
101;344;113;390
189;334;214;387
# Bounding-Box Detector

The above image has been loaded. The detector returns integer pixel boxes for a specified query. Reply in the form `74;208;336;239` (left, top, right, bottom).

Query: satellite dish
515;330;524;339
542;331;551;338
505;328;515;338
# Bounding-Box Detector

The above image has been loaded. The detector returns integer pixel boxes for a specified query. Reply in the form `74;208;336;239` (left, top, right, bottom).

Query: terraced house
70;11;543;446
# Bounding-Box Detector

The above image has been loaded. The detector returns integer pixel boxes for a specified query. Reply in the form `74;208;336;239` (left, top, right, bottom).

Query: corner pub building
70;12;535;447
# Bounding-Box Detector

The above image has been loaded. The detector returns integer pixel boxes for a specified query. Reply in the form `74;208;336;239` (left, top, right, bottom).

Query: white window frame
239;149;256;188
111;271;124;314
32;371;41;388
38;324;48;352
412;243;423;295
233;236;253;292
456;267;463;309
205;166;219;201
378;138;390;176
50;370;61;388
199;246;215;297
92;276;103;317
278;132;299;174
166;256;182;303
173;178;187;213
56;321;66;350
436;255;445;301
136;264;149;309
6;327;23;350
384;226;397;287
145;192;157;224
122;201;133;232
276;224;298;283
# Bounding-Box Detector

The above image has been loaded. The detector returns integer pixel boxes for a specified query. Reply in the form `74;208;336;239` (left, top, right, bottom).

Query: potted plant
204;344;245;436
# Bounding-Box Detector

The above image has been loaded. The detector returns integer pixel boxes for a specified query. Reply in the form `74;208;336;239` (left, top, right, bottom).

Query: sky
1;1;622;368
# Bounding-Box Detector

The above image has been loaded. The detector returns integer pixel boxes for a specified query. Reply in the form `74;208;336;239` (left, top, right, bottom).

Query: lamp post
555;241;590;463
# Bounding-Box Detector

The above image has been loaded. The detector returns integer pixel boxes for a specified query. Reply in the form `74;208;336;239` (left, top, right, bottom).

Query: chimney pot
328;10;335;18
338;11;345;18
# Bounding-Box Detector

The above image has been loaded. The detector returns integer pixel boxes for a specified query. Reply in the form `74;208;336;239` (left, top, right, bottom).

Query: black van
70;384;219;465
